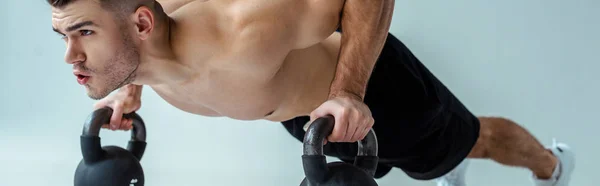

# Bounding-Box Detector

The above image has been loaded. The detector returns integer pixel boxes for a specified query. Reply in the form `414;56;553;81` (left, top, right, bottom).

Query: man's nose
65;41;85;64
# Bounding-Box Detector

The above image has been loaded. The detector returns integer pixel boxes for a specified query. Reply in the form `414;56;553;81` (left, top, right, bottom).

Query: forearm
329;0;395;100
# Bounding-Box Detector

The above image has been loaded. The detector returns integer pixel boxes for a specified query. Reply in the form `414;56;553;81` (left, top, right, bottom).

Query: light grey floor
1;0;597;186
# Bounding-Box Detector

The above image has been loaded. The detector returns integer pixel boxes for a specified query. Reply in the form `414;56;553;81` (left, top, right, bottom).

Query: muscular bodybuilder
48;0;574;185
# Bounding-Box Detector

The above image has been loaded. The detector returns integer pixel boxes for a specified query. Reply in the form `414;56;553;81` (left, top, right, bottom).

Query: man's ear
132;6;155;40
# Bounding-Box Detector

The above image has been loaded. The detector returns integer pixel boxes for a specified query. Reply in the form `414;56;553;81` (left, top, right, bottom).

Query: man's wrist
329;87;365;101
120;84;143;96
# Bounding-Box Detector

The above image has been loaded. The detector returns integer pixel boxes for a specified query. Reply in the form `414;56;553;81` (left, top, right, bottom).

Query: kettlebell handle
82;107;146;142
303;115;378;157
301;115;379;184
80;107;147;163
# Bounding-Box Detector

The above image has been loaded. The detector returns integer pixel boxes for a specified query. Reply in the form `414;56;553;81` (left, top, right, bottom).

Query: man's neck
134;15;191;86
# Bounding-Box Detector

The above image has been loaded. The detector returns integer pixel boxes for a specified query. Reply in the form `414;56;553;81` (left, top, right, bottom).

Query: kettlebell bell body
300;115;379;186
74;107;147;186
300;161;379;186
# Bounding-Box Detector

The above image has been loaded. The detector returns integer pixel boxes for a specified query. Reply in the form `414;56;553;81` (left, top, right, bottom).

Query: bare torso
151;0;345;121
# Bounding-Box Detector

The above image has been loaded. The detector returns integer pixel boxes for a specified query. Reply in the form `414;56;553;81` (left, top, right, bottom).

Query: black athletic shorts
281;33;481;180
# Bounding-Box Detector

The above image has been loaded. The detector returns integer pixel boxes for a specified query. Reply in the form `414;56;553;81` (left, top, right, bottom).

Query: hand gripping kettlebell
300;115;379;186
74;107;147;186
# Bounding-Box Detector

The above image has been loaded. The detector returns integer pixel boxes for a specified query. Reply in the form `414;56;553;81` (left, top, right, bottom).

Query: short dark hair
47;0;155;16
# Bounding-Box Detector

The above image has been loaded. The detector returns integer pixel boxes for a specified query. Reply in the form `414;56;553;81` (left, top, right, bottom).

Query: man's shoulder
157;0;204;15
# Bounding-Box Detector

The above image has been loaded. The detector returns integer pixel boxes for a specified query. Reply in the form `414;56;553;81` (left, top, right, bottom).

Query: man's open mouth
76;74;90;85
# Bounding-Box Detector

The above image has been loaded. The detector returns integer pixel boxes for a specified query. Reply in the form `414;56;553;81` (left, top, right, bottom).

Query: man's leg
468;117;558;178
442;116;575;186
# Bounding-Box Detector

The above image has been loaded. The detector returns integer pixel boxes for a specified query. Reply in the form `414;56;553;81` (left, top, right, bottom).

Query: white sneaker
435;159;470;186
533;139;575;186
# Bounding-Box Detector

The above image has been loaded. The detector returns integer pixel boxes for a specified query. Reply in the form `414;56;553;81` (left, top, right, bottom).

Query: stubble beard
87;31;140;100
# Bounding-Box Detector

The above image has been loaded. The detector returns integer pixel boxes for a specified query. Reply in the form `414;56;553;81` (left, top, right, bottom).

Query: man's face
51;0;139;100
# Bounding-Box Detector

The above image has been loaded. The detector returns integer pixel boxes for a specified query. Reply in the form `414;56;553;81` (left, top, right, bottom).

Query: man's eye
57;33;67;39
80;30;94;36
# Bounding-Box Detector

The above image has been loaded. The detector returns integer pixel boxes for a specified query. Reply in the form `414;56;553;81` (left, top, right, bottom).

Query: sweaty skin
52;0;348;122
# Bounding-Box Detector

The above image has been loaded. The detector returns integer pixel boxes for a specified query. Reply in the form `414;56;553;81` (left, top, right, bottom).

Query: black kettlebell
300;115;379;186
74;107;147;186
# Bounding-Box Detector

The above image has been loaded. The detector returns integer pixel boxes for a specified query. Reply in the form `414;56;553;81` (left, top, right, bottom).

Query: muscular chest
152;57;287;120
153;0;345;120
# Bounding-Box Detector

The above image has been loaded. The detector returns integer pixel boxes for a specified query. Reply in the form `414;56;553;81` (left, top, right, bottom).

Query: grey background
1;0;596;185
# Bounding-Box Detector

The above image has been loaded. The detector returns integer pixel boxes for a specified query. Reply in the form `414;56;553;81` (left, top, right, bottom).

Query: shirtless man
48;0;575;185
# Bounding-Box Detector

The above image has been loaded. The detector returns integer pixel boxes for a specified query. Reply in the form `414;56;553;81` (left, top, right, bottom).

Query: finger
119;119;126;129
128;119;134;130
350;116;367;142
344;122;356;142
309;102;335;143
342;109;355;142
129;119;134;130
356;119;371;142
94;100;112;129
361;118;375;141
119;119;130;130
349;128;361;142
93;99;108;110
329;108;349;142
310;102;333;122
347;109;365;142
110;102;124;131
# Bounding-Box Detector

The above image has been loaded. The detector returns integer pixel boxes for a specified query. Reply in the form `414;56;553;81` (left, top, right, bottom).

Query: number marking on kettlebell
130;179;138;186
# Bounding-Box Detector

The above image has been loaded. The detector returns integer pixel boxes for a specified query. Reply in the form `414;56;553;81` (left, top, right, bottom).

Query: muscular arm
329;0;395;100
